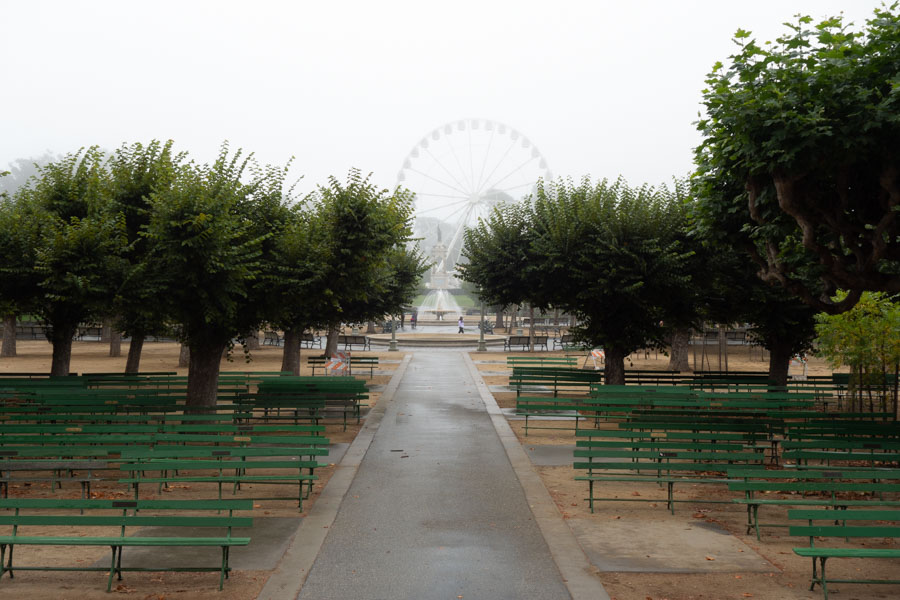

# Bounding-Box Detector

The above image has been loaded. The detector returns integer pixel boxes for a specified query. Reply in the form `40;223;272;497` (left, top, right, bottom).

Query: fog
1;0;886;200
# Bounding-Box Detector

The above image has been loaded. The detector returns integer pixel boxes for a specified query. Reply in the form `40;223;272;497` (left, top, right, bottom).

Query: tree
12;148;128;375
266;206;330;374
305;170;418;357
815;292;900;413
105;140;187;372
530;178;695;384
460;202;544;347
0;198;42;358
695;6;900;314
701;246;818;386
690;190;819;386
144;144;278;410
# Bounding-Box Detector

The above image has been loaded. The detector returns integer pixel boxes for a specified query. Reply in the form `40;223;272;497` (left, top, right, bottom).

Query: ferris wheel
397;118;552;276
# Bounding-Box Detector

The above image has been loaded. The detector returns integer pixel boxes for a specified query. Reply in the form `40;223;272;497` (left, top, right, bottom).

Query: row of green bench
0;498;252;591
1;374;371;430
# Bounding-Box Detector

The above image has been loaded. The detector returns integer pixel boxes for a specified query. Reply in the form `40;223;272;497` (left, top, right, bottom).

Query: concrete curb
463;353;610;600
256;354;413;600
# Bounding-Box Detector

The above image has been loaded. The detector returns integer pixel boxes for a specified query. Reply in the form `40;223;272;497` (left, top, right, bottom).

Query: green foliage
459;201;540;310
11;148;128;340
106;140;187;339
694;5;900;313
815;291;900;373
143;144;269;349
530;177;695;356
304;169;421;327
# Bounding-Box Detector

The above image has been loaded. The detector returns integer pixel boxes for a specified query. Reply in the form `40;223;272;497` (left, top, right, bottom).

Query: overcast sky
1;1;888;197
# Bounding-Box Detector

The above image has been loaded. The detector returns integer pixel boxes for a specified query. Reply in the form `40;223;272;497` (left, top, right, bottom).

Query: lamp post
389;314;398;352
477;301;487;352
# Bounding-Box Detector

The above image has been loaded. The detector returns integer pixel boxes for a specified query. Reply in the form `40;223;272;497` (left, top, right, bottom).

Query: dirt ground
474;346;899;600
0;339;402;599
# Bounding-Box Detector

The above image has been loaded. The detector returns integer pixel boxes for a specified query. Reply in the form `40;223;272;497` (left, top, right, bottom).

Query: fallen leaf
631;491;641;496
742;594;753;598
705;556;715;561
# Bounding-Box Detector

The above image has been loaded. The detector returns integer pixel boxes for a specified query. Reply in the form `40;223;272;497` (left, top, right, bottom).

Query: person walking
457;316;465;334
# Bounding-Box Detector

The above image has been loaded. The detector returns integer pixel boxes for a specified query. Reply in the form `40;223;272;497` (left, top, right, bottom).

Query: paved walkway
296;351;573;600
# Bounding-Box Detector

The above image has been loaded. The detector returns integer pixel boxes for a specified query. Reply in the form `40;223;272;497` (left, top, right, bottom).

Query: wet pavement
296;351;571;600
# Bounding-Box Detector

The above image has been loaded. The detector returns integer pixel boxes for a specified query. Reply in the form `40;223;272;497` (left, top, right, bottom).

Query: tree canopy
694;5;900;313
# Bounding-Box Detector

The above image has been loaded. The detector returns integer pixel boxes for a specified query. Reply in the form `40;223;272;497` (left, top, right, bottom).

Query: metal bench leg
820;557;830;599
667;482;675;515
219;546;228;590
107;546;118;592
2;543;12;579
753;505;761;541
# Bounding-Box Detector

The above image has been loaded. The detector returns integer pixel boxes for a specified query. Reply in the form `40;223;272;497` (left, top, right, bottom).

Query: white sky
1;0;888;196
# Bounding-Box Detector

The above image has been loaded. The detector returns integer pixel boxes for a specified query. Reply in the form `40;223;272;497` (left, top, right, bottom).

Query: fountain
415;226;463;322
417;288;462;322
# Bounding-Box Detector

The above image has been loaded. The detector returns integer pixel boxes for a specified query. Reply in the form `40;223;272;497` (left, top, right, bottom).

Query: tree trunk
101;320;112;343
109;330;122;357
281;329;302;375
666;329;691;372
528;305;535;352
767;340;793;388
125;333;145;373
1;314;16;358
242;329;260;351
49;323;77;376
494;307;505;329
325;326;339;358
604;346;626;385
366;321;376;334
185;340;226;413
178;344;190;368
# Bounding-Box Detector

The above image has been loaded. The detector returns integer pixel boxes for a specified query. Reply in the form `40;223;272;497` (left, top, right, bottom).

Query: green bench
0;459;107;498
0;498;251;591
119;457;324;509
509;367;605;397
507;356;577;368
574;431;766;514
306;355;379;377
515;397;606;435
789;509;900;599
727;467;900;540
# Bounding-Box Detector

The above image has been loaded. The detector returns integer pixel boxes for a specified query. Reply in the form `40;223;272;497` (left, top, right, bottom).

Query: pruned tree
695;6;900;314
305;170;418;357
460;201;544;348
144;144;280;410
530;178;695;384
105;140;187;372
11;148;128;375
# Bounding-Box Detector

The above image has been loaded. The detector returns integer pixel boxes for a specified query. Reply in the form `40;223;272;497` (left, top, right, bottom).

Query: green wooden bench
727;467;900;540
574;431;766;514
119;457;323;509
509;367;605;397
789;508;900;599
0;498;251;591
507;356;577;368
306;355;379;377
514;397;607;435
0;459;107;498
